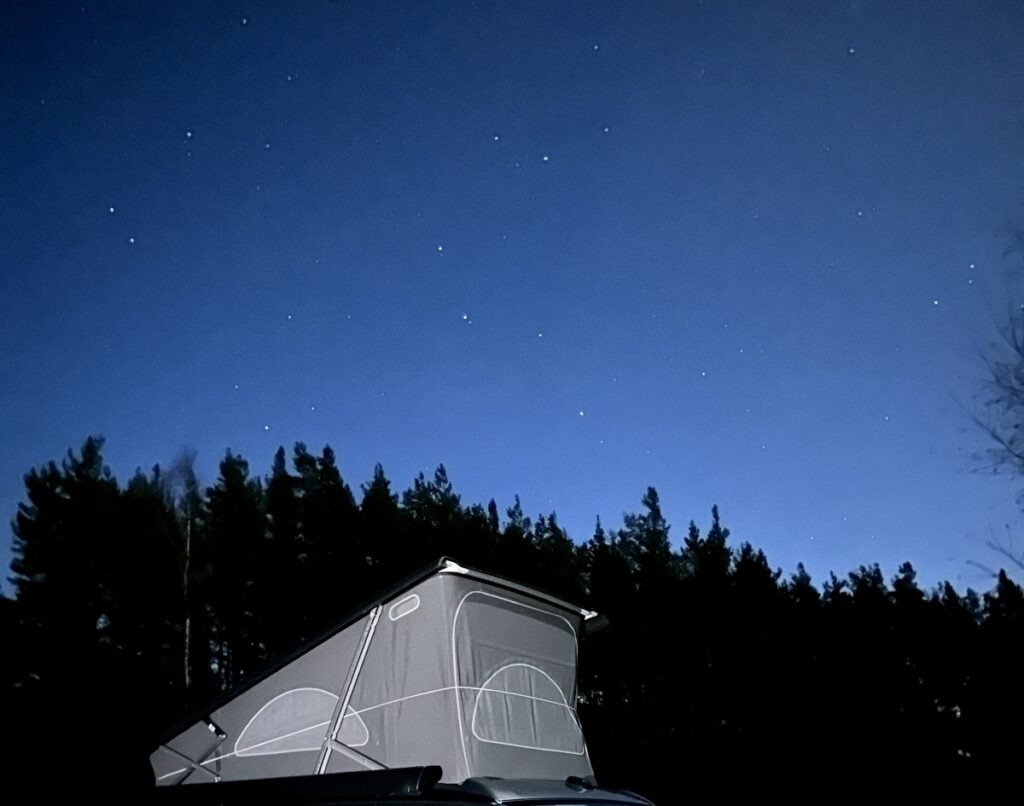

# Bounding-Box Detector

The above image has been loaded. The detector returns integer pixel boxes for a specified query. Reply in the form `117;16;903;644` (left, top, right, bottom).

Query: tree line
3;436;1023;795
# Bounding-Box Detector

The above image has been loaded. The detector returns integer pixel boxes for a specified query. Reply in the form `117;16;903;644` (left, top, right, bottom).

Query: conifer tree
204;451;266;687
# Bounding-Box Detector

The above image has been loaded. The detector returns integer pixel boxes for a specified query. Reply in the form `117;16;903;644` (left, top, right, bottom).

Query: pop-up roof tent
152;559;600;787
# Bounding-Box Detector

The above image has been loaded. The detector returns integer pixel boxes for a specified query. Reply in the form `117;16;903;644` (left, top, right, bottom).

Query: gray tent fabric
151;560;597;786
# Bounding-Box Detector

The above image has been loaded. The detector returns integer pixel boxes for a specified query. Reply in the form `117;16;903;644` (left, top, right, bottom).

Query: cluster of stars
82;20;943;487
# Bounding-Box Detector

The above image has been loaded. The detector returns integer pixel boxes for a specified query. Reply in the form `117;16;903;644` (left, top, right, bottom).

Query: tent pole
315;605;383;774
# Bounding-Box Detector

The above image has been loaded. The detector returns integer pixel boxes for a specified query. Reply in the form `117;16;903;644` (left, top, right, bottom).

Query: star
127;237;135;244
263;424;269;431
108;206;115;214
185;130;193;139
542;155;550;162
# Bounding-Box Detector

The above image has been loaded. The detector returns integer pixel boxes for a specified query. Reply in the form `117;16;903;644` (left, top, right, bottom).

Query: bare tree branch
970;231;1024;575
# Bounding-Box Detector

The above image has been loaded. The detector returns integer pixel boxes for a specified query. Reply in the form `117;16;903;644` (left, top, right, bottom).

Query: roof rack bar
152;766;443;805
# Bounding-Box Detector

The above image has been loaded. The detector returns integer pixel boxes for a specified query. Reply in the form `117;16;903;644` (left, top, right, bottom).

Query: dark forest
3;437;1022;796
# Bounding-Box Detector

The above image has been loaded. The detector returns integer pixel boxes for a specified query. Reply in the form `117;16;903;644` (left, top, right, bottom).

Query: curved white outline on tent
345;682;575;719
233;687;368;758
388;593;421;621
451;589;581;777
349;685;456;717
469;662;586;755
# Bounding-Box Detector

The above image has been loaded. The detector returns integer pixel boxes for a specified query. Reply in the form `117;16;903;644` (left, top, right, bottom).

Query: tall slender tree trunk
183;506;192;693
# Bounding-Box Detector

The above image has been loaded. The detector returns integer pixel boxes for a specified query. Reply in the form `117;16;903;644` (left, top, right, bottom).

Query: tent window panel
469;663;586;754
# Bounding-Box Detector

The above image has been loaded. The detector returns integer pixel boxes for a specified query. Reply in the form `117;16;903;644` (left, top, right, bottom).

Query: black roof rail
151;766;443;805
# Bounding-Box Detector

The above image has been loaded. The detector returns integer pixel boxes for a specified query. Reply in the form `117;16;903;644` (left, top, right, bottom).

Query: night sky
4;1;1024;593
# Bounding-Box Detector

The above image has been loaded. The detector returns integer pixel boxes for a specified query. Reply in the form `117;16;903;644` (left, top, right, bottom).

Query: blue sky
3;0;1024;593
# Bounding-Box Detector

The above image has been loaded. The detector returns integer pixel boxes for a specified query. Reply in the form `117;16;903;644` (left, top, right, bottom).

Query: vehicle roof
150;768;654;806
452;777;653;805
